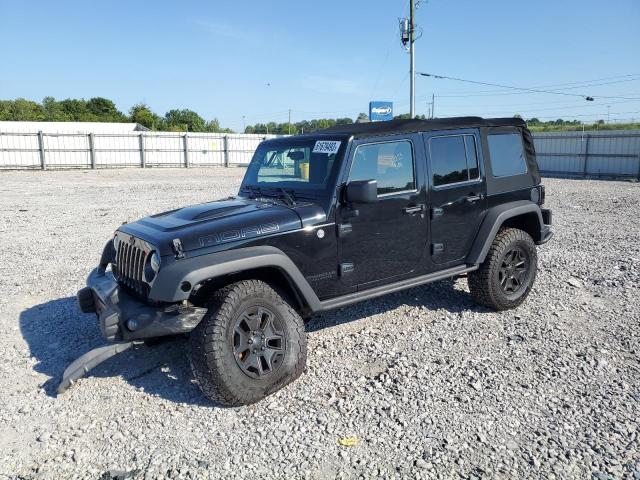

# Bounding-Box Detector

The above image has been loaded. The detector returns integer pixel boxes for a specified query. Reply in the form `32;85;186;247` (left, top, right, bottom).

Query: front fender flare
149;246;322;312
466;200;543;265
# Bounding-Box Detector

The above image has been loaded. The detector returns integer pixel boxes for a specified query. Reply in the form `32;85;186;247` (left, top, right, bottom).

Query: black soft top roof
310;116;526;139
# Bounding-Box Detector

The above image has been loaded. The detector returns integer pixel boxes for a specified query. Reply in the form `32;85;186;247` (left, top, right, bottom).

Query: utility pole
607;105;611;124
431;93;435;119
288;109;292;134
409;0;416;118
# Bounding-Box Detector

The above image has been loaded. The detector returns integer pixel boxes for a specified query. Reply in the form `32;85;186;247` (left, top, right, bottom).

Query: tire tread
468;228;537;311
189;280;306;406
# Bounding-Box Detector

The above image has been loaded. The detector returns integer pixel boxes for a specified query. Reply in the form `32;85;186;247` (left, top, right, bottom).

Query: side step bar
320;264;477;311
57;341;140;394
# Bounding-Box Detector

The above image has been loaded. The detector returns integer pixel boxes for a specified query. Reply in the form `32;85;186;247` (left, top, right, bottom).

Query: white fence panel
0;132;41;168
187;133;226;166
227;134;269;166
0;130;281;170
144;133;184;167
43;133;90;168
4;127;636;178
94;133;141;168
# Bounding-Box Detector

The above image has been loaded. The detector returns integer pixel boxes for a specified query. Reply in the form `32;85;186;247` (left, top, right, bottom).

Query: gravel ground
0;168;638;480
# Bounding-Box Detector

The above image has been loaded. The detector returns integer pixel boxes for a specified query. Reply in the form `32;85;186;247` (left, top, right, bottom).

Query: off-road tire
189;280;307;406
468;228;538;311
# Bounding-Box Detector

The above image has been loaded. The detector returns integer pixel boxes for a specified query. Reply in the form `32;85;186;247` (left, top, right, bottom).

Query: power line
532;110;640;120
441;98;640;117
417;71;601;100
418;72;640;101
434;74;640;97
432;96;640;109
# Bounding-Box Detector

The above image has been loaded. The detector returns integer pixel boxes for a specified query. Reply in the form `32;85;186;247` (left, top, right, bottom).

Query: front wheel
189;280;307;406
468;228;538;311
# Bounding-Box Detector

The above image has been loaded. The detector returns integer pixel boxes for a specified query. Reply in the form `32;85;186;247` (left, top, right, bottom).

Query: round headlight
150;251;161;272
144;251;161;282
112;235;120;252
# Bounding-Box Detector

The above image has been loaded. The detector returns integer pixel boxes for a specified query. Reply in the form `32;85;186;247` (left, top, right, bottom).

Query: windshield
241;138;346;195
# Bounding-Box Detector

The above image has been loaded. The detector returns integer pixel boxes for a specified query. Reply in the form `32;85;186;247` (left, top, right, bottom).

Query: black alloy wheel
233;306;286;378
468;228;538;311
498;246;530;295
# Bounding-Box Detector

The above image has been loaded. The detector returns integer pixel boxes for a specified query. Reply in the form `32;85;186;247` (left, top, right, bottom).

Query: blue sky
1;0;639;131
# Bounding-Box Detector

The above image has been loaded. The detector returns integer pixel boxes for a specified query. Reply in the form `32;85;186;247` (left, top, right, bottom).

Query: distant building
0;121;149;133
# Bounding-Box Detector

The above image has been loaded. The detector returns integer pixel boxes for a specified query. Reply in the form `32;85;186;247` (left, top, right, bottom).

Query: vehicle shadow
19;297;210;406
306;277;487;332
19;279;484;405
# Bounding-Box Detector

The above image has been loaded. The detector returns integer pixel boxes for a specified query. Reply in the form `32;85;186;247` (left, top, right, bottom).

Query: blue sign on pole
369;101;393;122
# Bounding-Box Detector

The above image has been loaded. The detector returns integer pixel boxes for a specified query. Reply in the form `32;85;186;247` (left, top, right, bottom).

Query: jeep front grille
113;235;150;297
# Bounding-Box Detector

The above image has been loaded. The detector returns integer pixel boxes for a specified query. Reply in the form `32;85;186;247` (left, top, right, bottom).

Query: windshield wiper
276;188;296;206
243;185;262;199
243;185;296;206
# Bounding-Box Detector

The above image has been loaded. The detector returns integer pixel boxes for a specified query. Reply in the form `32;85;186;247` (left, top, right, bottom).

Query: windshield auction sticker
312;141;341;154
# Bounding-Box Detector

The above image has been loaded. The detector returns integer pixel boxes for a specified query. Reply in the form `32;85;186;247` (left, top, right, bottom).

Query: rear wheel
468;228;538;310
189;280;307;406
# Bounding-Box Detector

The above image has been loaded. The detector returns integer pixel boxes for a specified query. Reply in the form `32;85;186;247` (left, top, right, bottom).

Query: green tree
87;97;127;121
335;117;353;126
204;118;234;133
129;103;159;129
356;112;369;123
59;98;91;121
42;97;71;121
7;98;45;121
0;100;11;120
164;109;206;132
393;113;426;120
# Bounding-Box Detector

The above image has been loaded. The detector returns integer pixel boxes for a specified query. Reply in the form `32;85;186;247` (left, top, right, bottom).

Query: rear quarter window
487;133;527;177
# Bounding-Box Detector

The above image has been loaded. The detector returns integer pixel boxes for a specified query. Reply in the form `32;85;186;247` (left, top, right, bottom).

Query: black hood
117;197;306;256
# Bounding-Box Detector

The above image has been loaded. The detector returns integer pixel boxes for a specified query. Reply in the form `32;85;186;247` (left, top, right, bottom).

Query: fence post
636;154;640;181
183;133;189;168
88;133;96;169
582;134;591;178
223;135;230;167
139;133;146;168
37;130;46;170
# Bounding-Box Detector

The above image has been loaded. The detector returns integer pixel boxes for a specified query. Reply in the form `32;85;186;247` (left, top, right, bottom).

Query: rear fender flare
148;246;322;312
466;200;543;265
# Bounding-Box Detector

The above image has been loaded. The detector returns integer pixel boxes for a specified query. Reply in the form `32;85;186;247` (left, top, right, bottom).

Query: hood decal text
198;222;280;247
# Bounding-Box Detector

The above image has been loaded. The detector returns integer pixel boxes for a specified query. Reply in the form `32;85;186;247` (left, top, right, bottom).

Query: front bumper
78;268;207;341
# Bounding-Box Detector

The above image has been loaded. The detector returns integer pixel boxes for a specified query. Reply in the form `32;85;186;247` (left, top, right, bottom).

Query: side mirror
345;179;378;204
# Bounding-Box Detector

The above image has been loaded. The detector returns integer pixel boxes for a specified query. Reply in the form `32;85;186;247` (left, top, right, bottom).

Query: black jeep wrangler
64;117;552;406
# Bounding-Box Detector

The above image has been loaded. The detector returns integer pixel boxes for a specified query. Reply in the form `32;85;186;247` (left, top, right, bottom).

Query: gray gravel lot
0;168;638;479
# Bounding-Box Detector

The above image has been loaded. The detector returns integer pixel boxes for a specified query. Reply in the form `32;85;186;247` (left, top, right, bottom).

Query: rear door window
429;134;479;187
487;133;527;177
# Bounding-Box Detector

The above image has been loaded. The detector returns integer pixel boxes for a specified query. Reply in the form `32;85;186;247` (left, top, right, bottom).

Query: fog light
180;281;192;292
126;319;139;331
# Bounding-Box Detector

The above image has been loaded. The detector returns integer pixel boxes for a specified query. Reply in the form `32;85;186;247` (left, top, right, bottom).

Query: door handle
403;204;425;215
466;194;482;204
